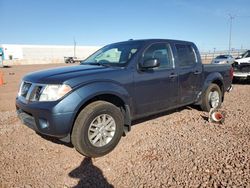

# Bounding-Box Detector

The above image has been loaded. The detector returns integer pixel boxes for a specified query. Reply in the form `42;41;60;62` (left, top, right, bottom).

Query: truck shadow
38;134;74;148
68;157;113;188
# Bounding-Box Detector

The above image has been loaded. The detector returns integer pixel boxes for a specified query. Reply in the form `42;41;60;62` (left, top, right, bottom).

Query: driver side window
143;43;173;69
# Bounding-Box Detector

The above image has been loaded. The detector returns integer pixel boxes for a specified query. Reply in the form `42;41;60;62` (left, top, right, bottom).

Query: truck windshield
81;41;143;66
241;50;250;58
216;55;232;59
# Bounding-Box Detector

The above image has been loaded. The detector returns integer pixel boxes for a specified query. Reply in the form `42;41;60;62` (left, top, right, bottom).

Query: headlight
220;60;227;64
39;84;72;101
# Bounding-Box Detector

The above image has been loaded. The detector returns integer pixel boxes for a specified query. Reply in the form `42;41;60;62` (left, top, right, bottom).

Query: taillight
230;66;234;80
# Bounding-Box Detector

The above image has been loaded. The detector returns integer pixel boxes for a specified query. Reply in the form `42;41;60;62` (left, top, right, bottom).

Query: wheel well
71;94;129;138
212;79;224;101
88;94;125;108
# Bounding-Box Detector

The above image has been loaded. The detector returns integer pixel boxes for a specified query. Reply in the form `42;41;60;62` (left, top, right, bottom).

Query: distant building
0;44;101;65
0;48;4;67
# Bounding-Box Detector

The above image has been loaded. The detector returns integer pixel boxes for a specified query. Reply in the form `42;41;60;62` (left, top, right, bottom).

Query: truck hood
235;57;250;64
23;65;119;85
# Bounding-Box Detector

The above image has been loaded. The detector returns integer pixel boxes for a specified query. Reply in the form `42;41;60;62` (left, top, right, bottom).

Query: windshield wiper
81;62;110;67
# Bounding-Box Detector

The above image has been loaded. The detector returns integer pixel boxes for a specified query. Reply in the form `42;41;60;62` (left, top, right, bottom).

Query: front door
133;42;178;117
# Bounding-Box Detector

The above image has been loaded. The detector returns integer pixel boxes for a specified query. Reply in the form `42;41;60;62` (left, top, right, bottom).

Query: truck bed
203;64;232;91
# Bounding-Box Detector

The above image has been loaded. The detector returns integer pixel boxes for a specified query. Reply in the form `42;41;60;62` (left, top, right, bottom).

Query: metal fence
200;49;247;64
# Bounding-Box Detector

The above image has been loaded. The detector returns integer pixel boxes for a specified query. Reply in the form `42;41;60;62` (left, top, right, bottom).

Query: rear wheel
71;101;124;157
200;84;222;112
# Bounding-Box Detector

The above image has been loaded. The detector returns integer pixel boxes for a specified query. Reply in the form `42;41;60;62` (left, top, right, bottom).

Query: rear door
133;42;179;116
174;43;202;105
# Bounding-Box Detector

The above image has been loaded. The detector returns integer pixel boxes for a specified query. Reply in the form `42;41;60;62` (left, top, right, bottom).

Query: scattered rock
0;65;249;187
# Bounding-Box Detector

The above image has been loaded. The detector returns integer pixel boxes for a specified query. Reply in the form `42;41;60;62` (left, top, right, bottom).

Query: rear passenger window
175;44;197;67
143;43;173;69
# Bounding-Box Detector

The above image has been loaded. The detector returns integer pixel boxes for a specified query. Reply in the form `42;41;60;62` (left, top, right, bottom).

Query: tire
200;84;222;112
71;101;124;157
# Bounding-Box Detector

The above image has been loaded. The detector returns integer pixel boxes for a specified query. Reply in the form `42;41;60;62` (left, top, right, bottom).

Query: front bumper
233;72;250;79
16;92;82;139
16;105;75;138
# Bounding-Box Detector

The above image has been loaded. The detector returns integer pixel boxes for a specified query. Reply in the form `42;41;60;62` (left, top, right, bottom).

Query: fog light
39;118;49;129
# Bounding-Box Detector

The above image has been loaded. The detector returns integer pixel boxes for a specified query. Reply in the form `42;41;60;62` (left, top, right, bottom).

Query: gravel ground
0;65;249;187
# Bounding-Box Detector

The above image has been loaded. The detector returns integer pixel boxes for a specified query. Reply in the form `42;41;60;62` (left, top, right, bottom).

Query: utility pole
73;37;76;58
228;14;234;55
213;48;216;58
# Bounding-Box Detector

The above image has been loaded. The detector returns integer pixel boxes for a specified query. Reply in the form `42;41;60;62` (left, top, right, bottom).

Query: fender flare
73;81;133;131
196;73;224;104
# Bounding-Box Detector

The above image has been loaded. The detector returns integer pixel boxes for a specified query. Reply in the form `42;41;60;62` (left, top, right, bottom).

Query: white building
0;44;101;65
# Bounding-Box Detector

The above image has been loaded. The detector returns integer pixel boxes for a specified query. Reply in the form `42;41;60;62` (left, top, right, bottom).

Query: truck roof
114;39;194;45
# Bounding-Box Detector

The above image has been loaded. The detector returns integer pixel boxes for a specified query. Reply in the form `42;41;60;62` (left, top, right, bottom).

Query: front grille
20;82;32;98
19;81;45;101
30;86;44;101
233;63;250;73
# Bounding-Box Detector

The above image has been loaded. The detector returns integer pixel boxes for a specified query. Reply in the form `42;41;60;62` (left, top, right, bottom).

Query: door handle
169;73;178;78
194;70;202;75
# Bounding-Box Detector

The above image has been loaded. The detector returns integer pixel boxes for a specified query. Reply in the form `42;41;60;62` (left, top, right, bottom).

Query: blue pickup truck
16;39;233;157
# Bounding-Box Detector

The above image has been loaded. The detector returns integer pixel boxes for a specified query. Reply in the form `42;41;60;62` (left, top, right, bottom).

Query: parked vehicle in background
64;56;86;64
0;48;4;67
235;50;250;60
64;56;75;64
211;55;234;64
233;50;250;79
16;39;233;157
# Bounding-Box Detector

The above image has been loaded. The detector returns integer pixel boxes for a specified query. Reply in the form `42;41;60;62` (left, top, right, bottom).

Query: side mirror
141;58;160;69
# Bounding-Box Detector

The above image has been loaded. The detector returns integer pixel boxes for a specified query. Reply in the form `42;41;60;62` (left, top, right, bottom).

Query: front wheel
71;101;124;157
200;84;222;112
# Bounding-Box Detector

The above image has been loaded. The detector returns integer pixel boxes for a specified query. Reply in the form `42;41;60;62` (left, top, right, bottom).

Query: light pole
213;48;216;58
228;14;234;55
73;37;76;58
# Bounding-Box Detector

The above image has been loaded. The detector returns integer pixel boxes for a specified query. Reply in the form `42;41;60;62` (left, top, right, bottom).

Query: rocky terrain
0;64;249;187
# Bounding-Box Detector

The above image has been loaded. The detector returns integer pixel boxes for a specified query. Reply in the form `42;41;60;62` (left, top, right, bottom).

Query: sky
0;0;249;52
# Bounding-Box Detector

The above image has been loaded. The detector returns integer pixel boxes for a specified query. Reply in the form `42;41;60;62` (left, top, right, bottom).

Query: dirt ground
0;64;249;188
